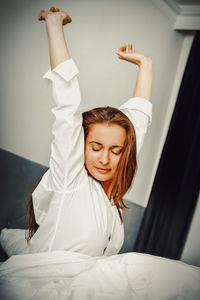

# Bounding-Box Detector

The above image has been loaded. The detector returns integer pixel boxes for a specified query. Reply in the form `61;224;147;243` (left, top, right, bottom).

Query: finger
63;17;68;26
115;50;126;59
119;45;126;52
115;53;125;60
55;8;60;12
38;9;45;21
128;44;133;53
116;47;126;54
122;44;126;51
49;6;56;12
62;14;72;25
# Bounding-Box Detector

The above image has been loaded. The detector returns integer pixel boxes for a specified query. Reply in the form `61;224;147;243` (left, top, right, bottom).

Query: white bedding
0;250;200;300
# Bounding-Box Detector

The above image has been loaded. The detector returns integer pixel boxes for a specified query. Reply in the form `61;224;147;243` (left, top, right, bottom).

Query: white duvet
0;250;200;300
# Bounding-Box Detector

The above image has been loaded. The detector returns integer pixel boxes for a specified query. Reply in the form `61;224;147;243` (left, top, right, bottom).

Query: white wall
0;0;188;207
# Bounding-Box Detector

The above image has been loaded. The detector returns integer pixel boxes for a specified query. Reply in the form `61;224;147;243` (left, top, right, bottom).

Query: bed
0;249;200;299
0;149;200;299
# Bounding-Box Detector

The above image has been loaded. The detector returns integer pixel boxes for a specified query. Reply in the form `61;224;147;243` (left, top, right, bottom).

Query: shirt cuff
43;58;79;82
119;97;152;123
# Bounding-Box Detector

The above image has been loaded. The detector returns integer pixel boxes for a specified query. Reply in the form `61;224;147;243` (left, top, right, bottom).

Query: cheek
85;148;96;166
85;147;90;167
112;155;122;169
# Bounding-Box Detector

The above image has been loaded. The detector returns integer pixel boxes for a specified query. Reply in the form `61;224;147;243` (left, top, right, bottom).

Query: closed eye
92;148;120;155
111;151;121;155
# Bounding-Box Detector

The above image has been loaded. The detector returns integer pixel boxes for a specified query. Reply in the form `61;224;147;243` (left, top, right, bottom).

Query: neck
101;180;113;200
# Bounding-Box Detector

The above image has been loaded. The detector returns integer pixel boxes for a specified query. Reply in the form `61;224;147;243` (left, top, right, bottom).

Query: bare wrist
140;56;153;68
46;14;63;28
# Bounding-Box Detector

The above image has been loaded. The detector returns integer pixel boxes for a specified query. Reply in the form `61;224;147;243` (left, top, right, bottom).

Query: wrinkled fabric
0;251;199;300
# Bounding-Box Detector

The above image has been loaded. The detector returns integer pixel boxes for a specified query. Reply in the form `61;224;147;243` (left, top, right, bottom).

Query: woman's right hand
38;6;72;26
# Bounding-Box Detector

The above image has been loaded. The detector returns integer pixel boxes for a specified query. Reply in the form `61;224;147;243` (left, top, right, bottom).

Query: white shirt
29;58;152;257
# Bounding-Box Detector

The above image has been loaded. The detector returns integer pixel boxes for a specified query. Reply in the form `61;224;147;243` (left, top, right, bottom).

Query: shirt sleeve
41;58;86;191
119;97;152;155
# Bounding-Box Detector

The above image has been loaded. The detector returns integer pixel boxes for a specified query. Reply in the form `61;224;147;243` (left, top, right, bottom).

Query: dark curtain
134;31;200;259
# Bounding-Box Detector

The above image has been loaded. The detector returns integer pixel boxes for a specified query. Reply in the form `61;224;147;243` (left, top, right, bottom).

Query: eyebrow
89;141;124;148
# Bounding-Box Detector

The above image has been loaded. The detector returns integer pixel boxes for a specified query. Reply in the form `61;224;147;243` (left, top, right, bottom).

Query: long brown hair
25;175;43;241
83;106;137;223
25;106;137;240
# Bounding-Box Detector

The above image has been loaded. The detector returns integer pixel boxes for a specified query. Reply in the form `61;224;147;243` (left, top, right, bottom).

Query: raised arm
35;7;86;193
115;44;153;102
38;6;72;69
116;44;153;154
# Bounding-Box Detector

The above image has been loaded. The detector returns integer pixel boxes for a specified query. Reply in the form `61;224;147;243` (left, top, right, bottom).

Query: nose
99;150;109;165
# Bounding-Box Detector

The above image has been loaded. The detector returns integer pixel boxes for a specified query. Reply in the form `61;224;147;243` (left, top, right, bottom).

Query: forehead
86;122;126;145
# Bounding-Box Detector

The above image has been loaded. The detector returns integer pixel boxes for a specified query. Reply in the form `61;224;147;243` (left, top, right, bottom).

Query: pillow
0;228;29;257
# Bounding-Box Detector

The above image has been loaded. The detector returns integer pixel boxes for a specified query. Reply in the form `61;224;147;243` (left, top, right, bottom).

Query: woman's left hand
115;44;152;67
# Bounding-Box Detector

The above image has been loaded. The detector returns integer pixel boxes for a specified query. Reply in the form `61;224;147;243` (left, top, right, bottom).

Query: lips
95;167;111;173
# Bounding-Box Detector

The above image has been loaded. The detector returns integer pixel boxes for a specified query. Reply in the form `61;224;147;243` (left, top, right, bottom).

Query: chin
93;169;113;182
87;169;111;182
95;175;111;182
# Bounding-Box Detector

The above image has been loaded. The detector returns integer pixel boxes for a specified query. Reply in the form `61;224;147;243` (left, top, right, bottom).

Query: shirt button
103;247;107;254
108;234;111;241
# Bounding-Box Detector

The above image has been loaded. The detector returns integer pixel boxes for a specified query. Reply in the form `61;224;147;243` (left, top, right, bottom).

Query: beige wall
0;0;188;206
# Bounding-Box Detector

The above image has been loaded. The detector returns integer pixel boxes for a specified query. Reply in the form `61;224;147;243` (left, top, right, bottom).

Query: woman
25;6;152;256
1;8;200;300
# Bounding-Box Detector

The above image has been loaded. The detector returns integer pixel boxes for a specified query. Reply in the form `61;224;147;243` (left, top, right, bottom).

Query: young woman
1;8;199;300
26;6;153;256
